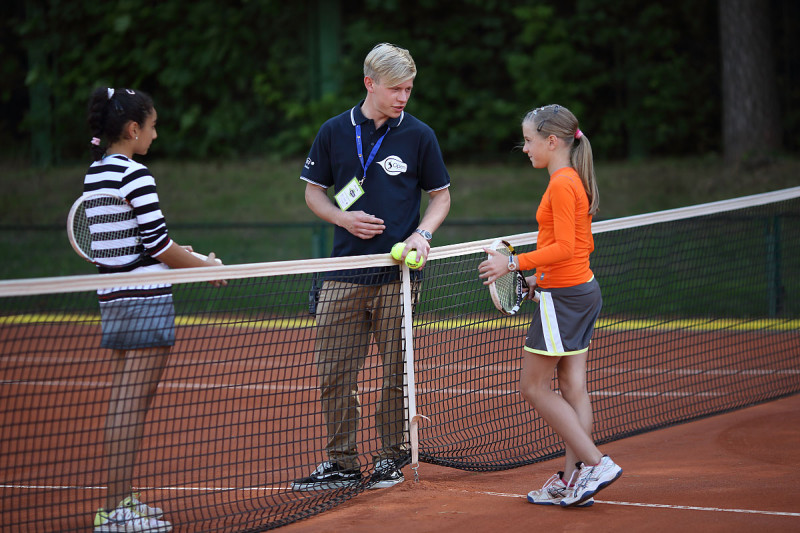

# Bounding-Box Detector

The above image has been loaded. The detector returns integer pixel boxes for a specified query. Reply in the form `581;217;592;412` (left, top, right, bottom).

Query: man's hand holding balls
390;242;424;270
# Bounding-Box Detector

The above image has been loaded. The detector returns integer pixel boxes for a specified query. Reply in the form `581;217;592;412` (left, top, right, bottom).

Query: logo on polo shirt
304;157;315;170
377;155;408;176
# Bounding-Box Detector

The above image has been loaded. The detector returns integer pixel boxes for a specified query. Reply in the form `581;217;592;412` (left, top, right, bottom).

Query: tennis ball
405;250;423;270
391;242;406;261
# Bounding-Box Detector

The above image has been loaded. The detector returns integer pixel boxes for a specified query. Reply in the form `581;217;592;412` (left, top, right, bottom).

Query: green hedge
3;0;798;164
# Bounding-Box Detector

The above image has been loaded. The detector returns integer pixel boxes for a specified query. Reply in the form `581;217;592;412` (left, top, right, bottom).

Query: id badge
334;177;365;211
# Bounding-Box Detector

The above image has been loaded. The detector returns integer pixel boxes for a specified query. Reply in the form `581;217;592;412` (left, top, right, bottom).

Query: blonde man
295;43;451;490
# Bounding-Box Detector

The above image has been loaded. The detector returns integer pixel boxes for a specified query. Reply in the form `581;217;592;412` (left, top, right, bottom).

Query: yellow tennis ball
405;250;423;270
391;242;406;261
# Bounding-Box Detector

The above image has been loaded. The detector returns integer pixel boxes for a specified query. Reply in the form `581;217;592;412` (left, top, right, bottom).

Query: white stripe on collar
350;106;405;126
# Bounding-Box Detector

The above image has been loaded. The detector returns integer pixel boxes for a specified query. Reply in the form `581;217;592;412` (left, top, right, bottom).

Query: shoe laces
107;506;142;524
541;472;566;496
374;459;396;472
574;459;608;490
315;461;335;474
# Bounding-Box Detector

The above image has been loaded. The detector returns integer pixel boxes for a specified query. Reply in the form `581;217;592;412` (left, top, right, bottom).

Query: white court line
3;484;799;518
461;489;800;517
598;500;800;517
0;378;724;399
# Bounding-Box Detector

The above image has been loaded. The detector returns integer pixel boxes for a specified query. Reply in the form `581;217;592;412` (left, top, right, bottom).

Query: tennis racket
487;239;537;315
67;192;146;268
67;192;218;268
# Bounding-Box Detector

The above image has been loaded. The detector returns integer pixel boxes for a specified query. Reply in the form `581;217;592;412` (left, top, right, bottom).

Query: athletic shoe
121;493;164;519
290;461;362;491
560;455;622;507
368;458;404;489
526;471;594;507
94;506;172;532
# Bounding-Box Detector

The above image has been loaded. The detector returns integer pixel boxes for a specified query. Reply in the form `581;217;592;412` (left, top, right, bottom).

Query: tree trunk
718;0;782;164
25;0;53;167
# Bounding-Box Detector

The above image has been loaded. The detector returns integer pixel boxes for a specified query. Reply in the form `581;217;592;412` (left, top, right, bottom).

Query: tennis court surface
1;188;798;531
280;393;800;533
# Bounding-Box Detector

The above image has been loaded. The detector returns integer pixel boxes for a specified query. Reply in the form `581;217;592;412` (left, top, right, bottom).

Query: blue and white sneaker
560;456;622;507
291;461;362;491
526;471;594;507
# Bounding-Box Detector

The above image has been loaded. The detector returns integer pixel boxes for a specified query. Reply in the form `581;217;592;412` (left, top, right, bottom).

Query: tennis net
1;187;798;531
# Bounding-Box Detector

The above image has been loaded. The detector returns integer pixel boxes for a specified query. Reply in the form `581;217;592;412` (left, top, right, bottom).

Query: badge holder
334;177;365;211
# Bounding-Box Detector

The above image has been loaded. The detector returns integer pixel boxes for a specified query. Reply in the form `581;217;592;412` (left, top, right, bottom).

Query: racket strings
73;195;143;265
490;241;527;314
495;272;519;311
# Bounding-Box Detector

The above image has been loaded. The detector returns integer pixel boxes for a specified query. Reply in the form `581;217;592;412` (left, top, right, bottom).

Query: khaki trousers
314;280;410;469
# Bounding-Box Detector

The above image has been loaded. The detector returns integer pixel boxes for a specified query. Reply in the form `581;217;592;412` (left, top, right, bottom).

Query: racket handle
191;251;223;265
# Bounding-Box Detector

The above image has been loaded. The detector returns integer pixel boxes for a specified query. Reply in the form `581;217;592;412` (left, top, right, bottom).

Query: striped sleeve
119;168;172;256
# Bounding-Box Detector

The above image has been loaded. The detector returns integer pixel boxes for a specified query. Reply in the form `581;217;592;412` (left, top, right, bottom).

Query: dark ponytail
86;87;154;161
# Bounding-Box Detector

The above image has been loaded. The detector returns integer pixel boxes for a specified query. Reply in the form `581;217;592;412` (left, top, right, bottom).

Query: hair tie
574;129;583;139
90;137;101;146
107;88;115;100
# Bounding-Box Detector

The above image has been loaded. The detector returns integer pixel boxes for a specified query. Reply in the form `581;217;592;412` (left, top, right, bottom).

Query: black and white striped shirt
84;154;173;301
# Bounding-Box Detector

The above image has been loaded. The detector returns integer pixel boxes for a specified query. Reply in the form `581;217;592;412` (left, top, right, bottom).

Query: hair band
90;137;101;146
574;129;583;139
107;88;115;100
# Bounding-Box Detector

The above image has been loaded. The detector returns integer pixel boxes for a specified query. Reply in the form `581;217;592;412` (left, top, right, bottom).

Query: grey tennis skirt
99;295;176;350
524;277;602;357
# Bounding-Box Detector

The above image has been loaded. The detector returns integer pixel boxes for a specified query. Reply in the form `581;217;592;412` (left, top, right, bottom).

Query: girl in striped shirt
86;87;224;533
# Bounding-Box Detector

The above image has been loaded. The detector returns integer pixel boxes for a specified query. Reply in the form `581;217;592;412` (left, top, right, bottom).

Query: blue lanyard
355;124;390;185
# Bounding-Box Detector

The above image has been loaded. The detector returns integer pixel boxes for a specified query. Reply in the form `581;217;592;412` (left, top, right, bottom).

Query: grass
1;154;798;280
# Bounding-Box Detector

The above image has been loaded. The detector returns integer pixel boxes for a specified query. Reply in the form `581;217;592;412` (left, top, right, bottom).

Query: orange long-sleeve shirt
517;167;594;288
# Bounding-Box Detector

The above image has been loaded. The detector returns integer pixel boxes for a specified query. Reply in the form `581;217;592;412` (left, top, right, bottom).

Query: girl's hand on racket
478;248;510;285
165;245;227;286
525;275;539;300
202;252;227;287
202;251;224;266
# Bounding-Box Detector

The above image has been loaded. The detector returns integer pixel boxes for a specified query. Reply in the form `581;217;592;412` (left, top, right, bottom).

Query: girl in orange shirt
479;105;622;507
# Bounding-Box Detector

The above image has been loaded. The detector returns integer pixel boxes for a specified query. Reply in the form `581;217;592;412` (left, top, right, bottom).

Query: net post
766;215;782;317
400;262;424;481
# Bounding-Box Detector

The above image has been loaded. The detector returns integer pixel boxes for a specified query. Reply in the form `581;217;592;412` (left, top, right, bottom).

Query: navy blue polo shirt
301;101;450;284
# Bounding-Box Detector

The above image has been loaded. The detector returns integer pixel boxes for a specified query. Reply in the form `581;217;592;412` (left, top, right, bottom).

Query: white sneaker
94;506;172;532
527;471;593;507
121;493;164;519
560;456;622;507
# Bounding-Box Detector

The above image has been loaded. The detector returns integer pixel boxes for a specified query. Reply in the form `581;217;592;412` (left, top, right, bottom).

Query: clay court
1;294;799;531
281;393;800;533
2;192;799;531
